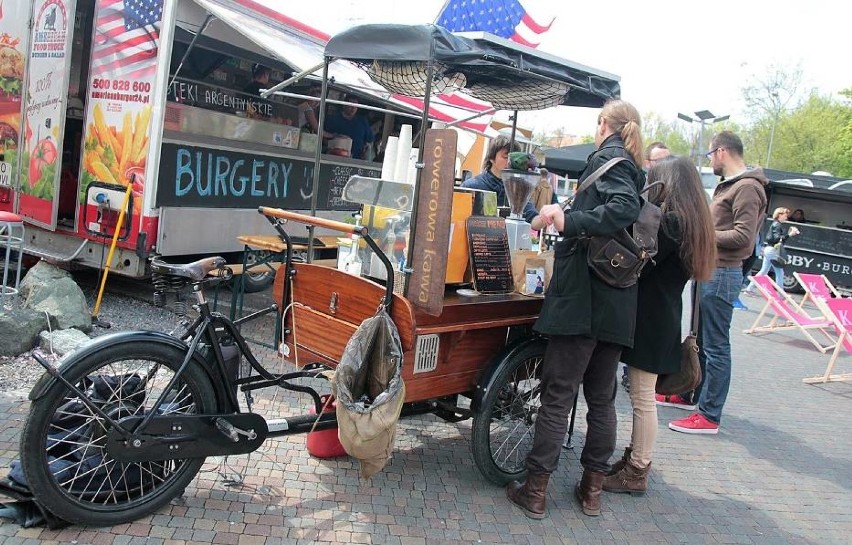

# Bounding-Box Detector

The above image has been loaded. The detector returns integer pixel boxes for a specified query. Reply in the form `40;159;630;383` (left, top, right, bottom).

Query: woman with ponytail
507;99;645;519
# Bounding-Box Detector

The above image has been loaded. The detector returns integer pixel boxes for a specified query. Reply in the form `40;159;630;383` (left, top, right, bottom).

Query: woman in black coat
507;100;645;519
603;156;716;495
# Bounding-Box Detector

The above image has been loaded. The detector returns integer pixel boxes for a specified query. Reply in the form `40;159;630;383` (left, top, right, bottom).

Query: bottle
343;214;363;276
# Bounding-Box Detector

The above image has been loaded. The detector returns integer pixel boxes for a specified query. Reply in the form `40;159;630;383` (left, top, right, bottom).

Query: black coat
621;213;688;374
534;135;643;348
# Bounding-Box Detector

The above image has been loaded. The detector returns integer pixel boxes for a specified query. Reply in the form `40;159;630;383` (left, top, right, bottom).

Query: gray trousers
526;335;622;475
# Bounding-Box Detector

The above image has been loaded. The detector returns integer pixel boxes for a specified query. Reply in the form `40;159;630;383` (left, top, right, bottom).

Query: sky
256;0;849;138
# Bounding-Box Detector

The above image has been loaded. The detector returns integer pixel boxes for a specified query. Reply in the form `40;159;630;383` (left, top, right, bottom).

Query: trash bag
332;310;405;479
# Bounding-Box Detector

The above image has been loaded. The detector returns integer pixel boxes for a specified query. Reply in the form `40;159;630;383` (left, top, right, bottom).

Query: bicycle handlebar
258;207;367;236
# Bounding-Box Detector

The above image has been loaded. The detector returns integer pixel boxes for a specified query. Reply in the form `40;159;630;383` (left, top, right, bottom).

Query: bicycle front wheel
471;341;545;485
21;340;217;526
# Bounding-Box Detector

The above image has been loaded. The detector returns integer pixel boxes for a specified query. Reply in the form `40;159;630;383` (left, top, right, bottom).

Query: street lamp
678;110;730;166
766;91;780;168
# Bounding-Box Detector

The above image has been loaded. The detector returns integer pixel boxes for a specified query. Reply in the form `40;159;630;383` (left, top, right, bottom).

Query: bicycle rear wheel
21;340;216;526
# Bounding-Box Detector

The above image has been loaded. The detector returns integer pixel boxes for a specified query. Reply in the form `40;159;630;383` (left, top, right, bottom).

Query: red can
306;394;348;458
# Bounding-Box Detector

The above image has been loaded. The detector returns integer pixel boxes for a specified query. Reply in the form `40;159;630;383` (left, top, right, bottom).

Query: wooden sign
406;129;458;316
467;216;514;293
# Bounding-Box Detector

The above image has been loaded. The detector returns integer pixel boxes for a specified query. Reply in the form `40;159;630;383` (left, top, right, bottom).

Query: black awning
324;24;620;110
542;143;596;177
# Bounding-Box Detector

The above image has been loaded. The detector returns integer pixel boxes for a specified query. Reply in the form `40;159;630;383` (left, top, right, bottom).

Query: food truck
762;176;852;294
2;0;481;290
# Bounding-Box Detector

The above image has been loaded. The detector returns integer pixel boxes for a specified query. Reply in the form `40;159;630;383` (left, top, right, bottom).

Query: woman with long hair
602;155;716;494
506;99;645;519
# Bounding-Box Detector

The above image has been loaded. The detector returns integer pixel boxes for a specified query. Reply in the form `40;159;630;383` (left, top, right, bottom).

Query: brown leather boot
602;459;650;495
606;446;633;476
506;473;550;519
574;469;605;516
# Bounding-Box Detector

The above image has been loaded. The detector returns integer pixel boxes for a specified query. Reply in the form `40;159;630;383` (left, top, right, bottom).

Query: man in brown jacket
669;131;768;434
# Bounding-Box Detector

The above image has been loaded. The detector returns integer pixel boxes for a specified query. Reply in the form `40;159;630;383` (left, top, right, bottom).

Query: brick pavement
1;298;850;544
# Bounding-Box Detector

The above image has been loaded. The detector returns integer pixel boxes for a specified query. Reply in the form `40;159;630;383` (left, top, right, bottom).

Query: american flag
436;0;555;48
90;0;164;80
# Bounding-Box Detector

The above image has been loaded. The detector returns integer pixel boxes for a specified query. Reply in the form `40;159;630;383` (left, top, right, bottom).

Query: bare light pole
765;91;780;168
678;110;730;166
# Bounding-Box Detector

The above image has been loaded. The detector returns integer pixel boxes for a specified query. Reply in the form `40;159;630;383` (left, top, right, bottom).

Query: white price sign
0;161;12;186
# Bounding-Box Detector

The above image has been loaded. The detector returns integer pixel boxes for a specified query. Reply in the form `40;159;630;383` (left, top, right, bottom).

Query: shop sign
157;141;378;211
79;0;168;220
17;0;76;228
406;128;457;316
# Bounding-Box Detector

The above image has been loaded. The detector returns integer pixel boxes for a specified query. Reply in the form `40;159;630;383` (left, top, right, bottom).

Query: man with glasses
668;131;767;434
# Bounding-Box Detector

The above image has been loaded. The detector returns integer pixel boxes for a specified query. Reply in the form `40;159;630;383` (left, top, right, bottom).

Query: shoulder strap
690;281;701;335
575;157;628;196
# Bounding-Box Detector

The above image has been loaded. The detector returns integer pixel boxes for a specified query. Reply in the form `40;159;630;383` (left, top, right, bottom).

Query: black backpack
571;157;663;288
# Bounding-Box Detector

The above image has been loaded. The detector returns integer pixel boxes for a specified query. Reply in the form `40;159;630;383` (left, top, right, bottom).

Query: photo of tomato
28;136;57;187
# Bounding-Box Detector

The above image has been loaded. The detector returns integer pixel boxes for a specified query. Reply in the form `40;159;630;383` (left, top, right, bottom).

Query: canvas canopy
324;24;620;111
542;143;597;177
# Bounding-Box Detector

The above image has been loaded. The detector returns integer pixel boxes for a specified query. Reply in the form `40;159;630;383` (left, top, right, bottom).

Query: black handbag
770;243;788;268
656;282;702;395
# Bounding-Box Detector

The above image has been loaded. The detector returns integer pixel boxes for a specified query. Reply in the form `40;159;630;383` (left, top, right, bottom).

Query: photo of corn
80;103;151;212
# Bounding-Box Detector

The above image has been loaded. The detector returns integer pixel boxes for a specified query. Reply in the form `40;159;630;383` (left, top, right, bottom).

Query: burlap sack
335;381;405;479
332;311;405;479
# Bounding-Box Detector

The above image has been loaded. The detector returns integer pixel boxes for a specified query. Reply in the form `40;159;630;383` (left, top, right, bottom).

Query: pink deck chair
794;272;842;313
803;297;852;384
743;274;837;353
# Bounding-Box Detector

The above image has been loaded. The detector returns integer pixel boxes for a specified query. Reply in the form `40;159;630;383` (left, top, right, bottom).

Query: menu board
467;216;513;293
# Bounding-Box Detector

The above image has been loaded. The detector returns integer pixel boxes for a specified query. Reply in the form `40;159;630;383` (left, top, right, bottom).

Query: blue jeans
746;245;785;291
696;266;743;424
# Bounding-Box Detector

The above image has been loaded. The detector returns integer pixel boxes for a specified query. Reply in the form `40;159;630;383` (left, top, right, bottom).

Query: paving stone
1;309;850;544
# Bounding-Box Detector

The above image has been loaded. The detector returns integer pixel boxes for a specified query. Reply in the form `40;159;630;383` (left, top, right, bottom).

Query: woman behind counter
506;99;645;519
603;156;716;495
462;135;557;222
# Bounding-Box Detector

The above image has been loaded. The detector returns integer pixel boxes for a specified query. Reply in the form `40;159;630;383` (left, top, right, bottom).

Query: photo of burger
0;32;23;155
0;32;24;111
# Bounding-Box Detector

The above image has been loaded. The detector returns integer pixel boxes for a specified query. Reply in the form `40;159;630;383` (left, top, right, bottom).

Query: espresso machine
500;169;539;251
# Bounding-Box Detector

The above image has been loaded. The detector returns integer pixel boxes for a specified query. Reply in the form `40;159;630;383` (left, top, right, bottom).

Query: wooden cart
255;23;622;483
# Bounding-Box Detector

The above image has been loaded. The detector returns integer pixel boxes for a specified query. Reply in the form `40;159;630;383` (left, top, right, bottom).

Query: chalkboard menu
157;142;379;211
467;216;513;293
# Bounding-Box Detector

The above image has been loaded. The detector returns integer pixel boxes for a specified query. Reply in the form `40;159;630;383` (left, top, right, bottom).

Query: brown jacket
710;168;769;267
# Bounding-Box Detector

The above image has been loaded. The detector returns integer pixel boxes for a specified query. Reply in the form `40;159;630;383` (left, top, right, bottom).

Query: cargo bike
12;24;620;526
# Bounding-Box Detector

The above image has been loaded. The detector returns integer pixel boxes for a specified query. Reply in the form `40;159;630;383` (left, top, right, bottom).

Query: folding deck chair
793;272;842;312
743;274;837;353
803;297;852;384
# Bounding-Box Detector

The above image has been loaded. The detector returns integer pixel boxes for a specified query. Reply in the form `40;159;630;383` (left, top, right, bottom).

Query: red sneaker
654;394;696;410
668;413;719;435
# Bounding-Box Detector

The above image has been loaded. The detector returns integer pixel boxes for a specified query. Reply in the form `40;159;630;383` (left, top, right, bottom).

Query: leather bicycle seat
150;256;227;281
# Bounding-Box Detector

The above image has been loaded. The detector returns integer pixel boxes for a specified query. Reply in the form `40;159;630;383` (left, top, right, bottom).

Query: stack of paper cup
394;124;413;183
381;136;398;180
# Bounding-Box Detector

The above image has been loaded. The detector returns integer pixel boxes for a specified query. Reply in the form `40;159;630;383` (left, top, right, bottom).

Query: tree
641;113;691;156
742;64;804;167
835;88;852;177
762;91;852;177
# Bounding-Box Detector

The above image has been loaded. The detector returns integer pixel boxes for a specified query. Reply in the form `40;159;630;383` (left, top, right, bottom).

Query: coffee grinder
500;169;539;251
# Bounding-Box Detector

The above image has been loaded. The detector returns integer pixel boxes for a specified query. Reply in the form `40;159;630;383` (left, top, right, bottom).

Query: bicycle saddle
150;256;227;281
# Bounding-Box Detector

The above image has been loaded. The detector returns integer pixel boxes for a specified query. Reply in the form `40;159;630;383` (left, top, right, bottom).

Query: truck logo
788;254;814;268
